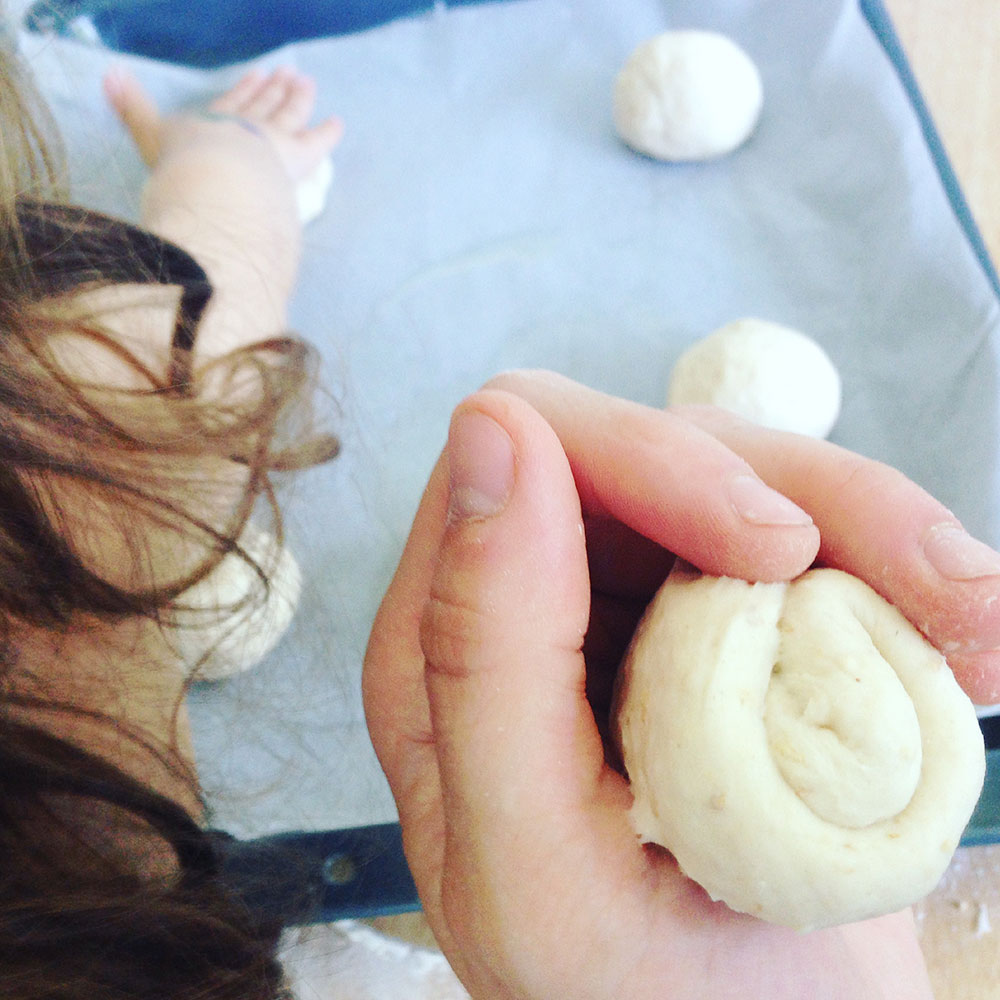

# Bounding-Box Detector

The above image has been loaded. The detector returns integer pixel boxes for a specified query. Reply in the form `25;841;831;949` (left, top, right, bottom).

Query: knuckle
420;591;497;682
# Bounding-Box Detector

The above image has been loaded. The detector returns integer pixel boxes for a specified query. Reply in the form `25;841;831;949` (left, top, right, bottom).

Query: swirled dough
613;30;763;161
615;563;985;931
666;318;842;438
169;524;302;682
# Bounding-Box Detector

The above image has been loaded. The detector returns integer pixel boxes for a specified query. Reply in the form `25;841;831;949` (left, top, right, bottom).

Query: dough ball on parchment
666;318;842;438
296;155;334;225
168;523;302;682
613;30;763;161
615;563;985;931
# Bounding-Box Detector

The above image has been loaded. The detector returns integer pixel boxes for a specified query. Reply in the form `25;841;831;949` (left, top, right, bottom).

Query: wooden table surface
882;2;1000;995
885;0;1000;269
376;4;1000;995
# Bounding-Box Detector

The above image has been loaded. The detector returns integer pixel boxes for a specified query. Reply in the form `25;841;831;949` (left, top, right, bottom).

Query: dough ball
667;318;842;438
296;154;334;225
615;563;985;931
613;30;763;161
169;524;302;682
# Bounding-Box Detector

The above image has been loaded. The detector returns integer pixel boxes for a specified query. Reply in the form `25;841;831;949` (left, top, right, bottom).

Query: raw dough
666;318;842;438
168;523;302;681
296;155;334;225
613;30;763;161
615;563;985;931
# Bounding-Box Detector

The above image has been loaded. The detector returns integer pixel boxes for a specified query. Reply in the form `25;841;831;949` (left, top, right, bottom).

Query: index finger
679;404;1000;704
486;370;820;583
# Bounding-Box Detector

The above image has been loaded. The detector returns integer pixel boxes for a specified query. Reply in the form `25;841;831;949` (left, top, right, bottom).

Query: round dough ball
613;30;763;161
666;318;842;438
169;524;302;682
296;154;334;225
615;563;985;931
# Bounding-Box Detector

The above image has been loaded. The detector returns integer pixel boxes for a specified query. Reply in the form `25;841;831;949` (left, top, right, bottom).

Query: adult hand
364;370;998;998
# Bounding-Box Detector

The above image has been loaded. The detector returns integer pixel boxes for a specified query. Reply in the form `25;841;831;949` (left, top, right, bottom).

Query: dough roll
615;564;985;931
168;523;302;681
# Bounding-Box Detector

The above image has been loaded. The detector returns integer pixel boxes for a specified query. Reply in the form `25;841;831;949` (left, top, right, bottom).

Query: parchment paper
19;0;1000;836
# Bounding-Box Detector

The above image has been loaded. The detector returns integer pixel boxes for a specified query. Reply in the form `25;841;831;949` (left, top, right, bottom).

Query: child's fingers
103;68;162;166
299;117;346;159
229;67;298;122
270;74;318;132
208;68;265;116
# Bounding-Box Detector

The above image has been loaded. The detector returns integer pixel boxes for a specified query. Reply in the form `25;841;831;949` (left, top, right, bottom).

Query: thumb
103;67;163;167
422;391;608;845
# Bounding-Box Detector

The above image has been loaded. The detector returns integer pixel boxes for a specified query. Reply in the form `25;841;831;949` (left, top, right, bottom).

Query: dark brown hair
0;36;337;1000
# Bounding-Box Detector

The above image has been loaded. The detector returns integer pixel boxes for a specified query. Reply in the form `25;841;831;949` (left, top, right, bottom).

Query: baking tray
21;0;1000;918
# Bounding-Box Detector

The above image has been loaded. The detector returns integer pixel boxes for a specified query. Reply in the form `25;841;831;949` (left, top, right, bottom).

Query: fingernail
447;410;515;521
728;474;813;527
923;523;1000;581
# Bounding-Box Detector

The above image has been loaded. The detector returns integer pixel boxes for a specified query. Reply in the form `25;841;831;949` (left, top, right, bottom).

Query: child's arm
30;70;344;603
103;67;343;361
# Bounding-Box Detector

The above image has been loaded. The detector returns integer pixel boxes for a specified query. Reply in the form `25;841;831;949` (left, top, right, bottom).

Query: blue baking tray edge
962;749;1000;846
860;0;1000;847
859;0;1000;302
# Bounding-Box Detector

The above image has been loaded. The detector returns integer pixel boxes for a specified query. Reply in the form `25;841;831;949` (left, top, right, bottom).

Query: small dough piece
296;154;334;225
169;523;302;681
615;564;985;931
666;318;842;438
613;30;763;161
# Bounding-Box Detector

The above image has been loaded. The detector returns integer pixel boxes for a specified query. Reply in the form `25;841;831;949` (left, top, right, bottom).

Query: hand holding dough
615;563;985;931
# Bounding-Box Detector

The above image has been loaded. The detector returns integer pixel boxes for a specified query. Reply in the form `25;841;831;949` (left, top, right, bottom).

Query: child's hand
103;66;344;183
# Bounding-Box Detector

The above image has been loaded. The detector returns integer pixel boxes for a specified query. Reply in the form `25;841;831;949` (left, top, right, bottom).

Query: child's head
0;43;335;999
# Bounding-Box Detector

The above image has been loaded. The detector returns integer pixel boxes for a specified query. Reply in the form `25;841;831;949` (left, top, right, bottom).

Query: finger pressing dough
666;318;842;438
168;523;302;682
615;563;985;931
613;30;763;161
